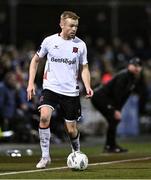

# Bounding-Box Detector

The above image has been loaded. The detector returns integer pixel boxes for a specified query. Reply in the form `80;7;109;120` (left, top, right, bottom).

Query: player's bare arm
81;64;93;98
27;54;40;101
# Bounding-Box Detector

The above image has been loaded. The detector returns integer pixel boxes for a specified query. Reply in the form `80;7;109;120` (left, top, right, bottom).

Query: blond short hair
60;11;80;21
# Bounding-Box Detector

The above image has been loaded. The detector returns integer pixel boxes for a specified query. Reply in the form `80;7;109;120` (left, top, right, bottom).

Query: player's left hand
114;110;121;120
85;88;94;98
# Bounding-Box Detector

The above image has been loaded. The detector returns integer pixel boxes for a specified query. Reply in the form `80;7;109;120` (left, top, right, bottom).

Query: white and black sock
69;132;80;152
39;127;51;158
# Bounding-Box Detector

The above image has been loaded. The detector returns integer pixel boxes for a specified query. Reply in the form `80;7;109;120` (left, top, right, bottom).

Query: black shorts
38;89;81;121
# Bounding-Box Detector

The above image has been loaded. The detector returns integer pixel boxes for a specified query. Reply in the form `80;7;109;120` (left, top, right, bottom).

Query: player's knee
40;116;49;125
67;127;77;137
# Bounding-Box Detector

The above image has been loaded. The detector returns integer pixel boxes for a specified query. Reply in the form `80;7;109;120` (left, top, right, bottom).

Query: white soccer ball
67;151;88;170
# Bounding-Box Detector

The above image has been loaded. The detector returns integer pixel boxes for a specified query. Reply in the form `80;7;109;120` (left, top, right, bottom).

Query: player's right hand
27;84;36;101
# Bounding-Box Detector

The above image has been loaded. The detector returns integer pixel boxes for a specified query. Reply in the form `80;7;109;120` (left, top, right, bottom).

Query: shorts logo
40;96;44;103
72;47;78;53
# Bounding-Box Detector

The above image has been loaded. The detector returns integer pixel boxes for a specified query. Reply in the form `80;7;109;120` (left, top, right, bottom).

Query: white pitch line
0;166;68;176
0;156;151;177
89;156;151;166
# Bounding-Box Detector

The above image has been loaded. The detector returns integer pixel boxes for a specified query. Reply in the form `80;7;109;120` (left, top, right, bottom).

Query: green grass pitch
0;139;151;179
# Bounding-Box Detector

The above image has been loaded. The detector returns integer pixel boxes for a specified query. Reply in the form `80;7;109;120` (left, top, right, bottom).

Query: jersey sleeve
79;42;88;65
36;38;48;58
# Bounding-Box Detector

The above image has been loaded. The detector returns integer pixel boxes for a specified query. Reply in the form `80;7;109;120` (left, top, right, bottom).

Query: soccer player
91;57;143;153
27;11;93;168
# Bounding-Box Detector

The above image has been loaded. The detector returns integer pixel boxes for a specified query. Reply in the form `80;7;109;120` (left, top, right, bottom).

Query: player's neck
59;32;72;40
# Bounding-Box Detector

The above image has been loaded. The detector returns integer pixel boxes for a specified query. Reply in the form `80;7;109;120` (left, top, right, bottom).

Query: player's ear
60;19;64;29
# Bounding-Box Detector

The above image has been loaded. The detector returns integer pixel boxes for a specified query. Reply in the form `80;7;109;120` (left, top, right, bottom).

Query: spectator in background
15;80;39;142
91;57;143;153
0;71;38;142
0;72;18;132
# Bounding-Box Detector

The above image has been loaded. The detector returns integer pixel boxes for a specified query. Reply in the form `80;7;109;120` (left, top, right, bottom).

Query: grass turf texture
0;140;151;179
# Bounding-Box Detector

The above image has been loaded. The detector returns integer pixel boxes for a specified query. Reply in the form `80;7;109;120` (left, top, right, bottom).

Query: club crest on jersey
72;47;78;53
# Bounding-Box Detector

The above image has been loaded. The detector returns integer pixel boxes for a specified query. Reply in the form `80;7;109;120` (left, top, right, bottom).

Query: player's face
60;18;79;39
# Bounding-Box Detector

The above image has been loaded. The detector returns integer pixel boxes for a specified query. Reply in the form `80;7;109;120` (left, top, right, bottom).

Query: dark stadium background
0;0;151;46
1;2;151;178
0;0;151;142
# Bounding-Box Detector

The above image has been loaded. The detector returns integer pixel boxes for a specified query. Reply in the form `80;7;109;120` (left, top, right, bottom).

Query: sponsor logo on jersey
51;57;76;65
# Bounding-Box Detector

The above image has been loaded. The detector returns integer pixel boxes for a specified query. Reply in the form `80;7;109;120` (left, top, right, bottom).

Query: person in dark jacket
0;72;18;131
91;57;143;153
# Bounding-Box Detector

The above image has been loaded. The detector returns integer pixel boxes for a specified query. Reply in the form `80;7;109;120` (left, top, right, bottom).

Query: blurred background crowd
0;0;151;143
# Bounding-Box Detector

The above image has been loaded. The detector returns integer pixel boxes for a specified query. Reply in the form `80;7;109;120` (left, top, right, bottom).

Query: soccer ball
67;151;88;170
